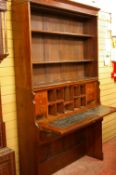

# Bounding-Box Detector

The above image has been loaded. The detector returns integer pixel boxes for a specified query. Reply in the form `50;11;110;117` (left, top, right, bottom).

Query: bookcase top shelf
30;0;100;17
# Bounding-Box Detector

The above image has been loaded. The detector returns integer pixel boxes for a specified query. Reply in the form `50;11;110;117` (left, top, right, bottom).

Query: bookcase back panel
31;10;86;34
84;62;98;77
84;38;97;59
31;13;44;31
32;64;85;87
31;36;84;63
84;17;97;35
31;37;44;62
45;38;84;61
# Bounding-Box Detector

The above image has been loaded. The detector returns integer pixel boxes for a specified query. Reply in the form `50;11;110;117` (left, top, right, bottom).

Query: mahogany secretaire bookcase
0;0;16;174
12;0;116;175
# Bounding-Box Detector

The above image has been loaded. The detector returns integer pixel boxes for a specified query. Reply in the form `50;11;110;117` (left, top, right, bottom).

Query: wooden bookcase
12;1;116;175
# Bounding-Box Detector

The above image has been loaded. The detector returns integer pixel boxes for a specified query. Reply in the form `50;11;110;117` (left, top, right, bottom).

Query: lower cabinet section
0;147;16;175
38;119;103;175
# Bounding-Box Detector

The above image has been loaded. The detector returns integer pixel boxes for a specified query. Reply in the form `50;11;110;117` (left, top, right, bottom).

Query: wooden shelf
64;101;74;105
30;0;99;17
74;95;86;98
32;30;94;39
48;99;64;105
33;77;98;91
32;59;94;65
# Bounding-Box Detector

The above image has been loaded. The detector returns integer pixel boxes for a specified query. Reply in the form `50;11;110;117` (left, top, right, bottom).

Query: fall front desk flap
36;105;116;135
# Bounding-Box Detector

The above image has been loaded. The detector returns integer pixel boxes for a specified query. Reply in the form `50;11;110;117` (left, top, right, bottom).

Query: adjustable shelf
33;77;98;91
32;59;94;65
48;100;64;105
32;30;94;39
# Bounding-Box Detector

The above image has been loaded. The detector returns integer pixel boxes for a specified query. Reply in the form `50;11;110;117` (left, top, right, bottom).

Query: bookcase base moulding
12;0;116;175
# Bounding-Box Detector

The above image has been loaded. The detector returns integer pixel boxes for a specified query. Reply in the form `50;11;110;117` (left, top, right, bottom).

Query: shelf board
32;59;94;65
64;100;74;105
31;0;99;18
32;30;94;38
74;95;86;99
33;77;98;91
48;99;64;105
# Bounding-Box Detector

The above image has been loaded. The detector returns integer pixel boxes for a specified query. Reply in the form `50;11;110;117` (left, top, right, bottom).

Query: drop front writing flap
37;105;116;135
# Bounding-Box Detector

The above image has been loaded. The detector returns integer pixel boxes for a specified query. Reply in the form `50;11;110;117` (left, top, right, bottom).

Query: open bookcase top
30;0;100;16
29;0;106;134
30;0;99;89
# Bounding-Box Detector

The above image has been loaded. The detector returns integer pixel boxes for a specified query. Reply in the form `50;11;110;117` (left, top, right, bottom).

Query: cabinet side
12;1;39;175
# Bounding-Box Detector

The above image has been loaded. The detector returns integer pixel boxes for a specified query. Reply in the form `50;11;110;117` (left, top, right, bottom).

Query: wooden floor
53;137;116;175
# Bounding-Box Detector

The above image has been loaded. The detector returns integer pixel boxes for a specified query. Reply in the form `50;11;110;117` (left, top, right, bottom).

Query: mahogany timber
12;1;116;175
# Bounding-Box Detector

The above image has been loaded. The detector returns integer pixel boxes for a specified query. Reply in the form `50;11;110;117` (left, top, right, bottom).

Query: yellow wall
0;1;19;175
98;11;116;142
0;2;116;175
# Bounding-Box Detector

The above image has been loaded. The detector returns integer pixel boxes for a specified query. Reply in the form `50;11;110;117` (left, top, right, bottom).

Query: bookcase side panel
12;2;39;175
